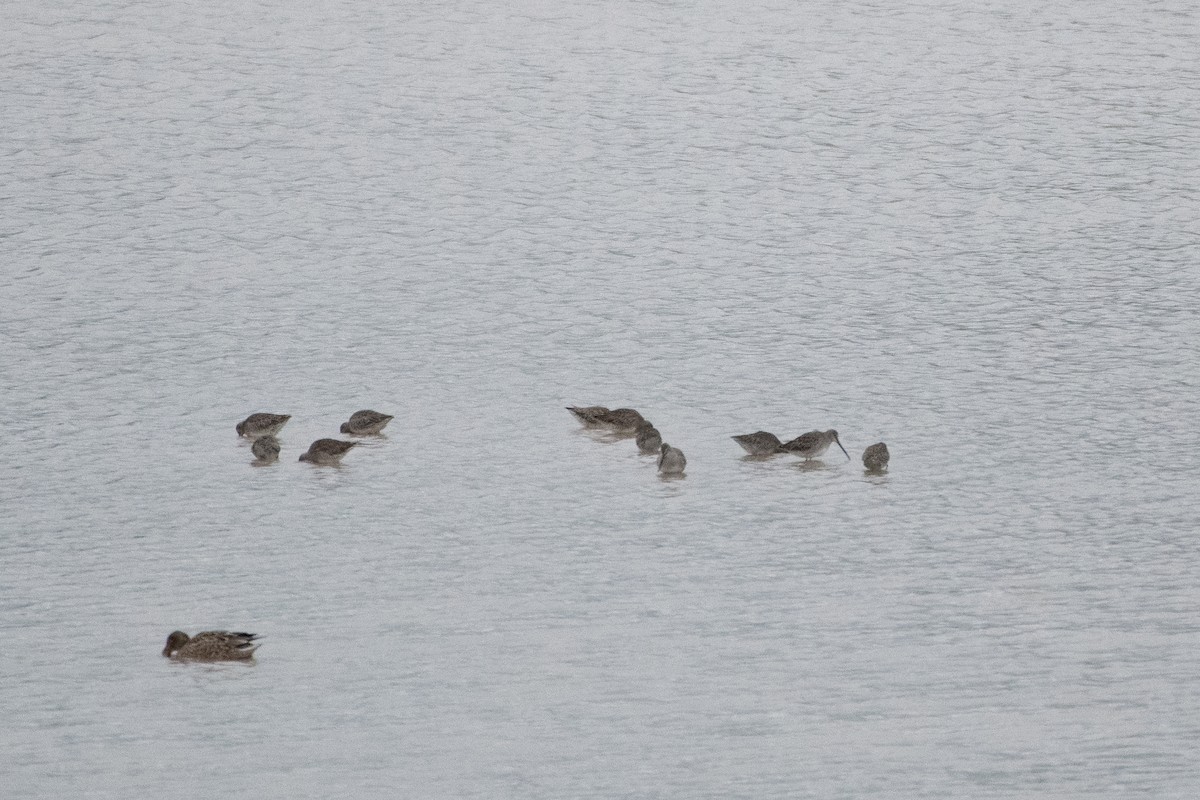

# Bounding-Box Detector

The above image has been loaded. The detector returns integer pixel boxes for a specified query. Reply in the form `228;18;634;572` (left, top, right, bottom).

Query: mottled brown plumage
598;408;646;432
340;409;394;435
731;431;786;455
635;421;663;454
299;438;359;465
566;406;611;426
162;630;260;661
862;442;890;472
251;435;280;463
780;430;849;461
236;413;291;438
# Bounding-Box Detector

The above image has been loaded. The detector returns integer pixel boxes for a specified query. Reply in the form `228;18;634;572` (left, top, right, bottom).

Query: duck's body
340;409;394;435
780;429;850;461
731;431;785;455
657;443;687;474
163;630;260;661
635;421;663;454
299;438;358;465
236;413;291;439
862;442;890;472
250;435;280;463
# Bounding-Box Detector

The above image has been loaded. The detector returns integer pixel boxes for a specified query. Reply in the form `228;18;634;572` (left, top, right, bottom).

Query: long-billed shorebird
567;406;645;432
299;438;358;465
780;430;850;461
250;435;280;463
236;413;291;439
635;421;663;454
566;405;610;426
731;431;786;455
862;442;890;472
658;443;687;474
162;630;260;661
340;409;394;435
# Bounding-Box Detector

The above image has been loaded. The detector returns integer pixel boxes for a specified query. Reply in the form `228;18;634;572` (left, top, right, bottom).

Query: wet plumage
635;421;663;454
780;429;850;461
162;630;260;661
236;413;291;439
299;438;359;465
657;443;687;474
731;431;785;455
340;409;394;435
250;435;280;463
862;442;890;472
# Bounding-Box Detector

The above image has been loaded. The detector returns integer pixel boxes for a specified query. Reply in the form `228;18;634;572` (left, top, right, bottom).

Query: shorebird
340;409;394;435
566;405;611;426
596;408;645;432
657;443;687;474
731;431;786;455
298;438;358;465
567;406;646;432
236;413;291;439
635;421;663;454
780;430;850;461
250;435;280;463
162;630;260;661
862;442;890;472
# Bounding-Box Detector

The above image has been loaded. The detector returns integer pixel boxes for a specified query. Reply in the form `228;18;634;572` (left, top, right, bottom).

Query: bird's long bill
836;439;850;460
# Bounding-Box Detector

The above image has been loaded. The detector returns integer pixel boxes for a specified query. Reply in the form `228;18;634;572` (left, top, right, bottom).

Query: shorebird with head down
780;430;850;461
162;630;260;661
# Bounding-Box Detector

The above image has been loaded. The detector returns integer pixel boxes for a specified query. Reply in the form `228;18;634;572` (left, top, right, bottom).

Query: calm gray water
3;0;1199;796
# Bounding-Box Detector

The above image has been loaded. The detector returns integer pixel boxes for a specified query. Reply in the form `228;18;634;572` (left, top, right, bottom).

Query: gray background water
3;0;1198;796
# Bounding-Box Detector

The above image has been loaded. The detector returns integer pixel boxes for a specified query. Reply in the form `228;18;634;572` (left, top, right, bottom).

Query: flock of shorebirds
567;404;890;474
235;409;395;465
163;404;890;662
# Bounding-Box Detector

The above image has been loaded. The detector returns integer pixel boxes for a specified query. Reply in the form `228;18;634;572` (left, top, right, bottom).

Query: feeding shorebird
298;438;359;465
250;435;280;463
236;413;291;439
635;421;663;454
657;443;687;474
731;431;786;455
566;405;610;426
567;406;645;432
780;430;850;461
340;409;394;435
162;630;260;661
862;442;890;472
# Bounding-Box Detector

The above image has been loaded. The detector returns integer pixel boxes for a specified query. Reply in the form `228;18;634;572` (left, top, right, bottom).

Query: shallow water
3;0;1199;796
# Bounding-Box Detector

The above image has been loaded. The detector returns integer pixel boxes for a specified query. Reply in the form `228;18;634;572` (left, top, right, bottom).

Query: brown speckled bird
236;413;291;439
298;438;359;465
162;630;260;661
340;409;394;435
